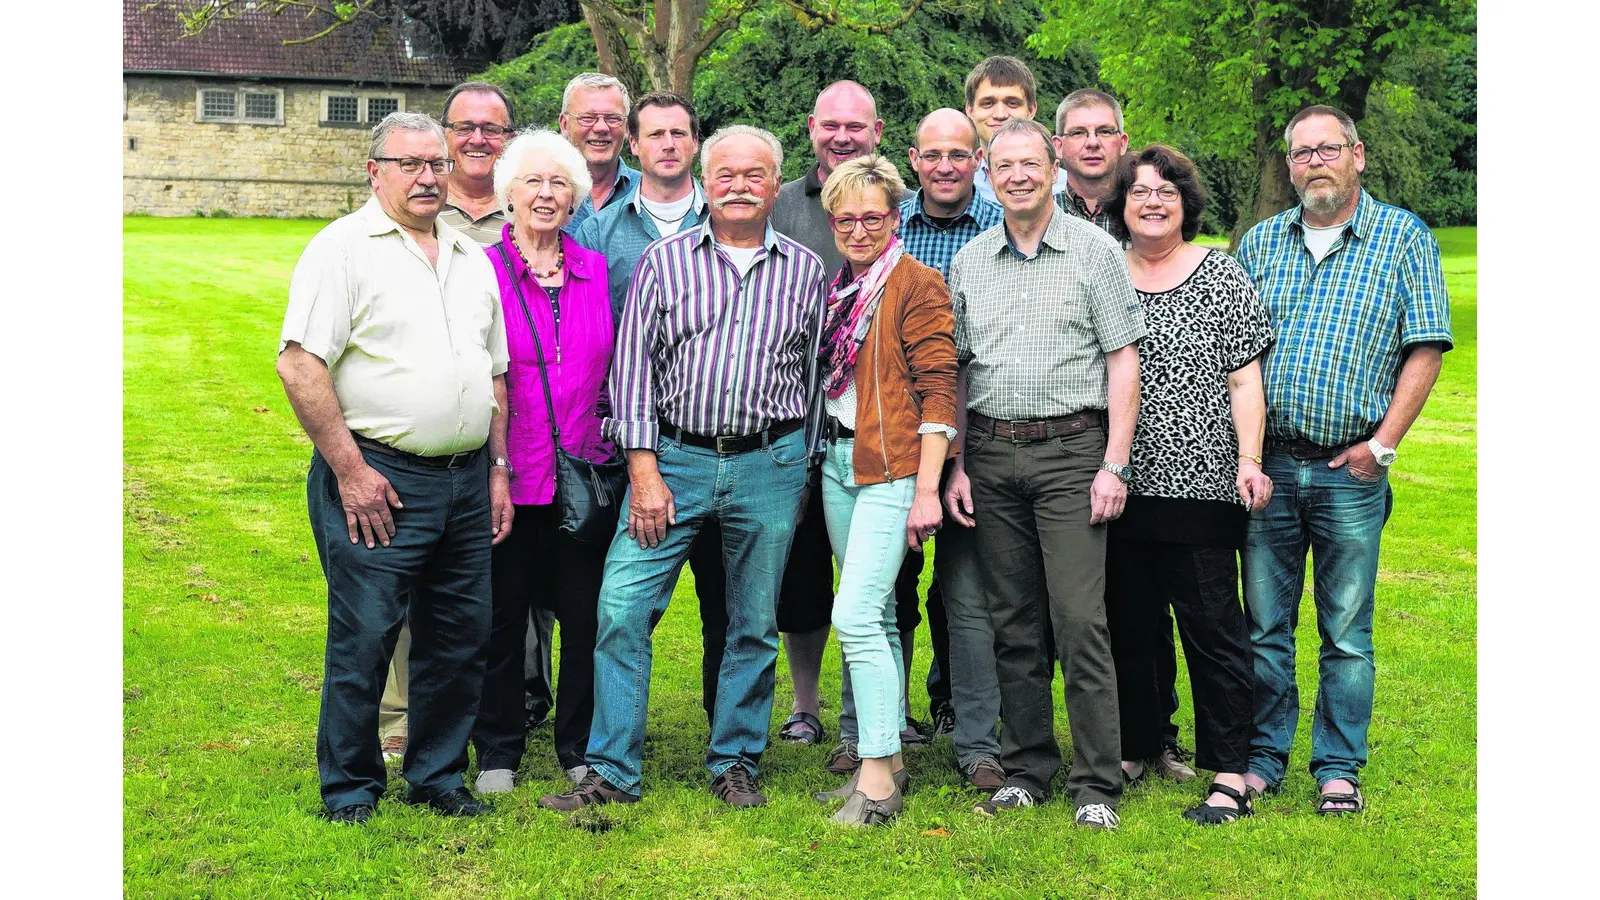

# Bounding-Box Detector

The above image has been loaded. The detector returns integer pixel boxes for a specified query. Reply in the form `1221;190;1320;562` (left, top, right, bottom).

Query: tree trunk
1230;124;1297;250
581;5;646;101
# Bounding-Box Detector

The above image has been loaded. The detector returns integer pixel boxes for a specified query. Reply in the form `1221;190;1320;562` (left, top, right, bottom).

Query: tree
1030;0;1471;243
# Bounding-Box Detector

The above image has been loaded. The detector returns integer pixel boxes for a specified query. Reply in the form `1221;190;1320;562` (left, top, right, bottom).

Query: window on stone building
325;94;361;124
367;96;400;121
197;86;284;125
321;92;406;126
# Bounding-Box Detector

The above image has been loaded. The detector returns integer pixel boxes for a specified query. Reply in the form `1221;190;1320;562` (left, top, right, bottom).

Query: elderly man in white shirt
277;111;511;825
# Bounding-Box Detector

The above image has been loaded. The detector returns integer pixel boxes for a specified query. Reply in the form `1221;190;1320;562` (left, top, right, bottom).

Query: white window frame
195;85;284;125
320;91;407;126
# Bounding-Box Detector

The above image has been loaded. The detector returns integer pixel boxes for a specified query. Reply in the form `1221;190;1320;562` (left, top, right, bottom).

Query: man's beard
1298;177;1354;218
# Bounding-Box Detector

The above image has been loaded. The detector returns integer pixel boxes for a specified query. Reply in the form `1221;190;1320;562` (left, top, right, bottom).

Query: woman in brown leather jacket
808;155;958;826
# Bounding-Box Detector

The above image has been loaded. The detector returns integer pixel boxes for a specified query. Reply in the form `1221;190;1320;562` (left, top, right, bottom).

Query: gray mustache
713;192;764;210
409;188;440;199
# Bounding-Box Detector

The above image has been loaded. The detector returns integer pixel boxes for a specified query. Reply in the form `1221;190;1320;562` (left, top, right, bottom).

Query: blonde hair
820;154;907;215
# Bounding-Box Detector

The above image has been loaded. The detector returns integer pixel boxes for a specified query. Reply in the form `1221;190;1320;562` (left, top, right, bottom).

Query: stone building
123;1;482;218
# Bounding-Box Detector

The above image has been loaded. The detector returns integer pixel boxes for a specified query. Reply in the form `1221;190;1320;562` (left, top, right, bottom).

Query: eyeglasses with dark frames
829;212;893;234
1288;142;1355;165
374;157;455;176
445;121;513;139
1060;126;1122;145
573;113;626;129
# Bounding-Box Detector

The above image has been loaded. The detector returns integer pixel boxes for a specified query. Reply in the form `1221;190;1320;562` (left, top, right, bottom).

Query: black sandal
1181;782;1254;826
779;711;825;745
1315;785;1364;816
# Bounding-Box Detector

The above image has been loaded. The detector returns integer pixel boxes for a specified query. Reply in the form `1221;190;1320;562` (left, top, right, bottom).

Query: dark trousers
966;429;1122;807
472;503;605;772
898;551;952;708
1157;608;1181;742
308;448;492;811
691;520;731;724
1106;536;1253;774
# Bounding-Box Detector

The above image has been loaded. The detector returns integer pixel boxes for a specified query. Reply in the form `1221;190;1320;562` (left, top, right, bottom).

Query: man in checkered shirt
943;118;1145;831
1234;105;1451;817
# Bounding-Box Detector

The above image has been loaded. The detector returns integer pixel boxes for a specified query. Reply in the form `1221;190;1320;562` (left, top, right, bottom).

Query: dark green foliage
478;23;600;130
1360;33;1477;226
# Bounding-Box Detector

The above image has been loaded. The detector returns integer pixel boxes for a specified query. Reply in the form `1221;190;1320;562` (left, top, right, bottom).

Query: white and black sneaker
1074;802;1121;830
974;785;1036;817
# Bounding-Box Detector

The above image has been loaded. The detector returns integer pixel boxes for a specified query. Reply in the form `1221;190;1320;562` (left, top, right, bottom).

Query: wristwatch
490;457;514;477
1100;460;1133;483
1365;438;1397;467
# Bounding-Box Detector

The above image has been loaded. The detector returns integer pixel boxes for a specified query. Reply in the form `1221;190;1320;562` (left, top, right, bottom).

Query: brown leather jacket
840;255;958;485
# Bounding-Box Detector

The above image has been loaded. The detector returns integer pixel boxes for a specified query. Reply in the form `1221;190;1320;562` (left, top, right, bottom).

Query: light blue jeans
1242;450;1392;790
822;438;916;759
585;428;808;795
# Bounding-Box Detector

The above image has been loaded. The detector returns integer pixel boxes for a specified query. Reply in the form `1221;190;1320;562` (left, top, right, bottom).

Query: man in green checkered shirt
1234;105;1452;817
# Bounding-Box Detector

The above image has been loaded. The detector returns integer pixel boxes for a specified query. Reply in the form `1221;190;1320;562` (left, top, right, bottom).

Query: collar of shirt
692;217;786;256
498;225;597;283
902;189;1000;228
358;195;476;272
995;203;1071;260
624;178;707;216
804;166;826;196
1286;188;1375;243
589;160;641;211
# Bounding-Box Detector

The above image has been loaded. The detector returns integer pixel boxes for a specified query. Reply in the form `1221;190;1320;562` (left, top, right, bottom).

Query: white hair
494;130;593;220
369;111;446;161
561;72;631;115
699;125;784;180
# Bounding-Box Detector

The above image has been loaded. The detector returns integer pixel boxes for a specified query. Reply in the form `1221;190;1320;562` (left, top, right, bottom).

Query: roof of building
123;0;484;87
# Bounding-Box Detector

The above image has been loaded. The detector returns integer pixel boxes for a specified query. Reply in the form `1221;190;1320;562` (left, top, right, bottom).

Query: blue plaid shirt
897;190;1004;279
565;159;640;236
1236;189;1452;448
573;179;709;323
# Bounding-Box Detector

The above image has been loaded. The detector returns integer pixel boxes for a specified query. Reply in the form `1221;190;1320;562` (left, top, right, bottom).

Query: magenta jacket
489;225;616;506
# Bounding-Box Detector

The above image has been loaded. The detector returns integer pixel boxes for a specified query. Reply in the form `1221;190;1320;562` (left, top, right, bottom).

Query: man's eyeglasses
1288;142;1355;165
573;113;626;129
445;121;513;139
915;150;976;165
829;212;893;234
1060;126;1122;145
1127;185;1181;203
374;157;455;176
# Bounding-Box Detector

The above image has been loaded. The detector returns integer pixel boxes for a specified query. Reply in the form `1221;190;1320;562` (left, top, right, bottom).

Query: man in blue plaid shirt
1234;105;1452;817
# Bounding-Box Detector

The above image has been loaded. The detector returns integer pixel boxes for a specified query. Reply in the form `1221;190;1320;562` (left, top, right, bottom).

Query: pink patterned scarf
821;235;905;399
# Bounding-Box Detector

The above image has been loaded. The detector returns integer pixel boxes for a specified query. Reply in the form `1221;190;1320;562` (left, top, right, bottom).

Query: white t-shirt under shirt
717;242;761;280
639;189;698;239
1301;218;1349;265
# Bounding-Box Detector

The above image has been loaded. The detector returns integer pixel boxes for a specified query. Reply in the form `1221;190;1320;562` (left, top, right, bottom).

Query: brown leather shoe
711;764;767;808
824;739;860;775
962;756;1006;791
537;771;638;812
1152;739;1198;783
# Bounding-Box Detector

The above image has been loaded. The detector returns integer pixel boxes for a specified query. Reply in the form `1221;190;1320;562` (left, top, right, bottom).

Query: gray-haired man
560;72;639;234
278;112;510;824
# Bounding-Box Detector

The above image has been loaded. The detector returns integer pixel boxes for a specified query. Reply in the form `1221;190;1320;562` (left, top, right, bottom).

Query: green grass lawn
124;218;1476;898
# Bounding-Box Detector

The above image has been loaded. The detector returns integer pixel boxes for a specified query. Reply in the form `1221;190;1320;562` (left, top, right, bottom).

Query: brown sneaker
1152;739;1198;783
824;739;860;775
962;756;1006;791
381;735;406;762
711;764;767;808
537;771;638;812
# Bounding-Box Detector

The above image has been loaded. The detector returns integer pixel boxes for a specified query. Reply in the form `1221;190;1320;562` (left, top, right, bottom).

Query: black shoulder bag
495;244;627;543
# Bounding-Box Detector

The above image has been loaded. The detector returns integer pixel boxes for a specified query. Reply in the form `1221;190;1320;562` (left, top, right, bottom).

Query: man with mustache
574;91;732;727
1234;104;1452;817
1050;89;1198;784
895;107;1007;790
278;111;511;824
944;118;1143;829
540;125;828;811
768;81;935;764
376;81;525;766
559;72;638;235
1051;89;1129;233
963;56;1068;205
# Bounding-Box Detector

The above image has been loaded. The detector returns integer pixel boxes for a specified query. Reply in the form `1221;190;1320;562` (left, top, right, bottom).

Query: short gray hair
988;118;1057;168
700;125;784;179
562;72;631;115
494;129;594;219
369;111;447;161
1283;104;1360;149
1054;88;1124;135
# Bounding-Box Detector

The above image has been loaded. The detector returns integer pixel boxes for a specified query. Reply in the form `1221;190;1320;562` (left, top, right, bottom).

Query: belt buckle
1005;420;1028;443
446;450;471;469
716;434;738;454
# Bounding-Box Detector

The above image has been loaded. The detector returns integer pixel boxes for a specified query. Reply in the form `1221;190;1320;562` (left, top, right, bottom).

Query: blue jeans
1242;451;1393;789
822;439;915;759
585;428;808;795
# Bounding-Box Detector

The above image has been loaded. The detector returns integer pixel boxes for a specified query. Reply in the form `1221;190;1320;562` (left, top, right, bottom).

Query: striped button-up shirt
1235;189;1452;447
604;218;829;456
949;203;1145;419
897;190;1003;279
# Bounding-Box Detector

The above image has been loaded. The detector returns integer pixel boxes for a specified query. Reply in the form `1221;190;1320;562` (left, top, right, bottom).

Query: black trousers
308;448;491;811
898;549;952;707
472;503;605;772
1106;535;1253;773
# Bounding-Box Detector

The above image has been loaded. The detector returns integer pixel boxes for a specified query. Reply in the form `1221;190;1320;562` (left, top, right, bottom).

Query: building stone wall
123;75;450;218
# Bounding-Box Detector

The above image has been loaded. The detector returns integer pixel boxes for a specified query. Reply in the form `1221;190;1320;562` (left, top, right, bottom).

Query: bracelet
1238;454;1262;465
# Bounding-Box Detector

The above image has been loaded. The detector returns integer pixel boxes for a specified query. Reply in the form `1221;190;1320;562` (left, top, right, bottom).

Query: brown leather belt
968;410;1104;443
661;418;803;454
352;433;482;469
1269;436;1362;461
